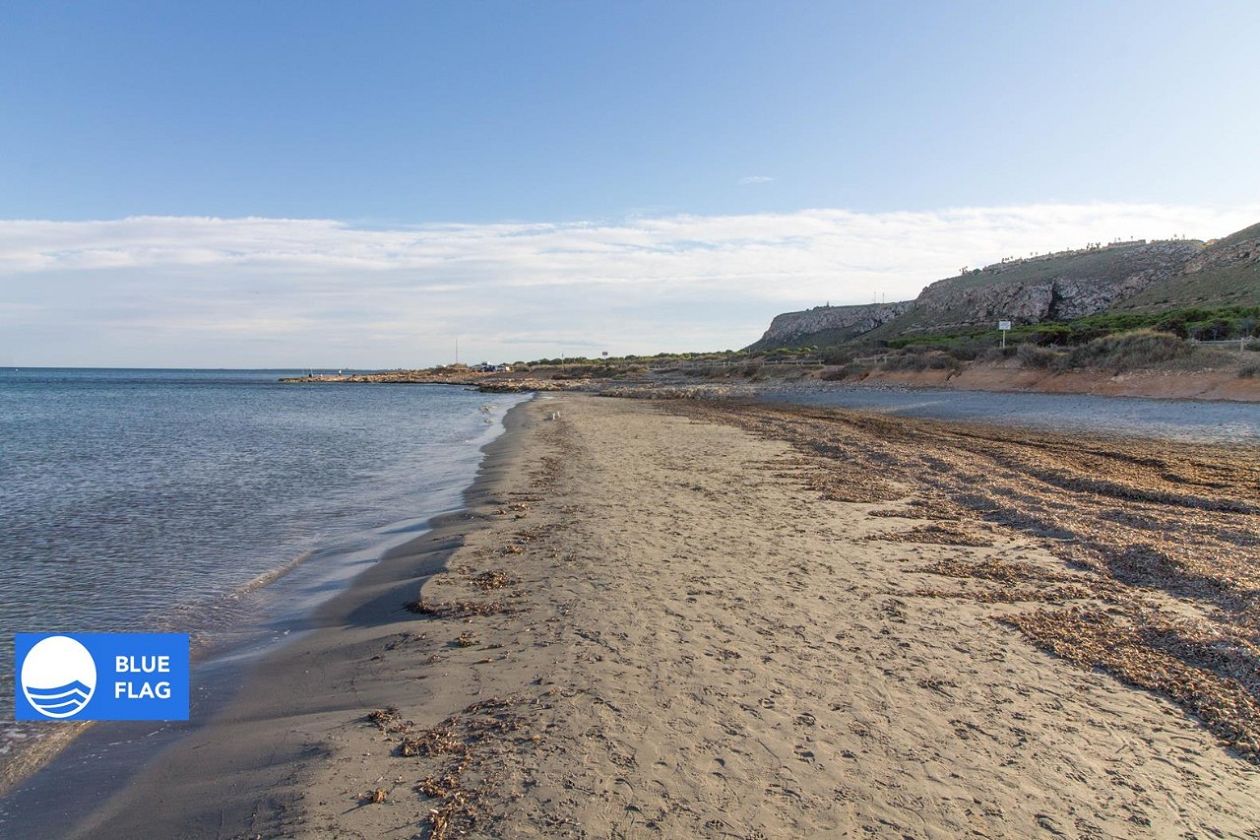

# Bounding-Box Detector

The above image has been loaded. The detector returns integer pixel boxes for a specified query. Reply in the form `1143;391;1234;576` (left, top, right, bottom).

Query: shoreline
280;363;1260;404
0;395;537;837
7;393;1259;837
0;375;524;798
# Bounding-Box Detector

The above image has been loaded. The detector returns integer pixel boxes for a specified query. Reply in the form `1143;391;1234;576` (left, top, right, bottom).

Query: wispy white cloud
738;175;775;185
0;203;1256;367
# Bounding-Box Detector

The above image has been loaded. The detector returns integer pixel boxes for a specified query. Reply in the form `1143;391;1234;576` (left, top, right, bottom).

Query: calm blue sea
0;368;526;759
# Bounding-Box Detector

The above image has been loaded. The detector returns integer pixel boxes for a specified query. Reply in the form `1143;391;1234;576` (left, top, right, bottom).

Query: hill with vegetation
747;301;910;351
751;220;1259;352
1116;222;1260;311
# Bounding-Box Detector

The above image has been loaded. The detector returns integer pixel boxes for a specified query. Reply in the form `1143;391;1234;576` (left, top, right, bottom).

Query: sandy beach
9;5;1260;838
22;393;1260;839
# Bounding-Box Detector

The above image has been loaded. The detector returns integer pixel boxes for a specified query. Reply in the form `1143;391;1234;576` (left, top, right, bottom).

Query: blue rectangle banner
14;633;189;721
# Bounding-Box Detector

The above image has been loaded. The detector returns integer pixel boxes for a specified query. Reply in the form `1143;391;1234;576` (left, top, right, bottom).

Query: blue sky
2;1;1259;366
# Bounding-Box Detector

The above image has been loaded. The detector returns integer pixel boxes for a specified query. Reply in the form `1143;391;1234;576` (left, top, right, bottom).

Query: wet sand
15;394;1260;838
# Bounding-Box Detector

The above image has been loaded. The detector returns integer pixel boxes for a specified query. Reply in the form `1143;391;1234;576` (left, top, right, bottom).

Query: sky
2;0;1258;367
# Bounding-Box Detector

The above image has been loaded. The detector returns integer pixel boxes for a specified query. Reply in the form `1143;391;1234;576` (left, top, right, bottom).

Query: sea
0;368;527;770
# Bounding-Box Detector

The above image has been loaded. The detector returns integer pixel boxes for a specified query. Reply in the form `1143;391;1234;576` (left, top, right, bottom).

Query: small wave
26;682;92;716
30;696;89;716
26;681;92;701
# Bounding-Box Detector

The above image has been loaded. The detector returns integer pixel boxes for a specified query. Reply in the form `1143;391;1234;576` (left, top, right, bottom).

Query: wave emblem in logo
20;635;97;719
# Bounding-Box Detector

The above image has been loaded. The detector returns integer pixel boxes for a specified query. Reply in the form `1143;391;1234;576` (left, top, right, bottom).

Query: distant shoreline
279;360;1260;404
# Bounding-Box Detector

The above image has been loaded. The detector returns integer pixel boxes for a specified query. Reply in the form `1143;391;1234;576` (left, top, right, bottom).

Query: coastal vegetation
752;219;1260;360
819;329;1248;385
285;218;1260;398
884;304;1260;350
748;308;1260;387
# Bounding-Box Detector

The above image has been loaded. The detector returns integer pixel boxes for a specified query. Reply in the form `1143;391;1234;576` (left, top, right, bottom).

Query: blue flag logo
15;633;189;721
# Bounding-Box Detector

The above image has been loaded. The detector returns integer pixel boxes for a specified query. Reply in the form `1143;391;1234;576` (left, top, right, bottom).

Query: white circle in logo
20;636;97;719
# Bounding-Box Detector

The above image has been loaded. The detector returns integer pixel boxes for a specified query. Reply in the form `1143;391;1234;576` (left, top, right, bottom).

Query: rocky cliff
750;301;913;349
1118;223;1260;310
749;234;1232;350
1187;227;1259;275
904;240;1203;331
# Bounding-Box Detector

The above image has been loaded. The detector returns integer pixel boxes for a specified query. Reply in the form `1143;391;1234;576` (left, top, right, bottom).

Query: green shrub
1190;318;1233;341
945;338;992;361
924;352;961;370
1240;361;1260;378
1062;330;1192;372
821;348;855;365
1026;324;1072;346
1016;343;1060;369
822;361;871;380
878;306;1260;352
977;346;1015;363
879;352;921;372
1155;314;1189;339
880;350;960;372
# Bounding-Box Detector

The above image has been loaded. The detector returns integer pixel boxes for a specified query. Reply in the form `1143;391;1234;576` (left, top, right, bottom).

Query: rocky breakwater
279;370;603;393
279;370;483;384
476;378;598;393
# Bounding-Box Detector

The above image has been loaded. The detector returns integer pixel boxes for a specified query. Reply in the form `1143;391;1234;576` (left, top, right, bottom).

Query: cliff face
752;301;912;348
1185;236;1258;275
1119;226;1260;309
909;241;1202;330
750;236;1223;350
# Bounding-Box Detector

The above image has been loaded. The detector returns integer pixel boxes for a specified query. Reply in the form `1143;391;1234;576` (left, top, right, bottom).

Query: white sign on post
998;320;1012;349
